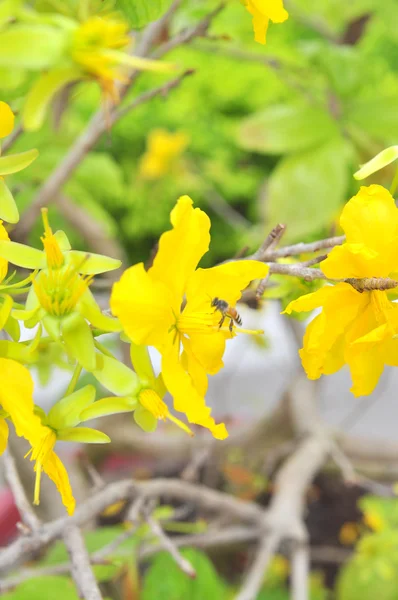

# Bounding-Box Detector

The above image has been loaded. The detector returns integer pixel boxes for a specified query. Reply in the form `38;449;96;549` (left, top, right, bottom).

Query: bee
211;297;242;331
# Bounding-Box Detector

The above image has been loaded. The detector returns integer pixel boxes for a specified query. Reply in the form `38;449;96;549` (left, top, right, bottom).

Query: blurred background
2;1;398;599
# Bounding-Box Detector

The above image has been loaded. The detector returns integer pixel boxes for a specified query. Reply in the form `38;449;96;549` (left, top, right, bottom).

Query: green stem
64;364;82;396
94;339;116;359
130;343;155;384
390;166;398;196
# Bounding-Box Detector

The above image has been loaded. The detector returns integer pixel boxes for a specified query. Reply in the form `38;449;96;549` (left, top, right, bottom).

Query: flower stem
65;364;82;396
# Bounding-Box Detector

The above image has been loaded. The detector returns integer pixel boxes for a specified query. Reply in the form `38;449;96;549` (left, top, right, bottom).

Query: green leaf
0;149;39;176
2;576;79;600
337;531;398;600
141;548;227;599
0;179;19;224
0;240;45;268
66;250;121;274
61;313;96;372
93;354;140;396
134;405;157;432
266;137;350;241
346;95;398;145
238;102;338;155
79;396;137;422
47;385;96;430
56;426;110;443
0;25;68;70
23;67;81;131
115;0;174;28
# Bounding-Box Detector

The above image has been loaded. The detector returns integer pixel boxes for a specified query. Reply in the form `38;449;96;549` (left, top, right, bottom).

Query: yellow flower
111;195;268;439
0;102;38;222
6;209;121;370
139;129;189;180
242;0;288;45
284;185;398;397
0;358;38;454
25;426;76;516
72;16;173;103
0;101;14;139
0;358;75;514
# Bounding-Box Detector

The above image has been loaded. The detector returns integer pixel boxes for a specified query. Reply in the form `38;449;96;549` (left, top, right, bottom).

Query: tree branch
2;448;41;533
63;525;103;600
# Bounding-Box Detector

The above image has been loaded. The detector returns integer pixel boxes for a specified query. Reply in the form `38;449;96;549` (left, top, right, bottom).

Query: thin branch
2;449;41;533
63;525;103;600
235;534;279;600
290;541;310;600
0;478;263;574
115;69;195;121
2;124;23;153
268;262;326;281
261;235;345;261
146;515;196;578
252;224;286;259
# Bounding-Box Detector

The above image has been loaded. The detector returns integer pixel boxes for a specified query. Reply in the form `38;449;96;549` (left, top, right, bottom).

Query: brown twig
261;235;345;261
2;449;41;533
0;478;263;574
1;124;23;153
146;515;196;578
63;525;103;600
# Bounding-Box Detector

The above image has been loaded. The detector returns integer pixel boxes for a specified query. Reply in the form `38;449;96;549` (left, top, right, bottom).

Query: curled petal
162;347;228;440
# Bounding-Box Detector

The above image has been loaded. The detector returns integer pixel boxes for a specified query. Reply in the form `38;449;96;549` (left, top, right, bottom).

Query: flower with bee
111;195;268;439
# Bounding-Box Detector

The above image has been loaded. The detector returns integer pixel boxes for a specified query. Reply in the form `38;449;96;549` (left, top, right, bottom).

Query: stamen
41;208;64;269
138;389;193;436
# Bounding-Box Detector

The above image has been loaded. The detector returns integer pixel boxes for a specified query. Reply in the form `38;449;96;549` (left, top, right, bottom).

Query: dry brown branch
2;449;41;533
146;515;196;578
1;124;23;153
0;477;263;574
63;525;103;600
260;235;345;261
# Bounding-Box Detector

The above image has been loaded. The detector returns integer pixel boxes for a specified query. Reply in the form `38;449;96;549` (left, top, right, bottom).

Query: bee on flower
111;195;268;439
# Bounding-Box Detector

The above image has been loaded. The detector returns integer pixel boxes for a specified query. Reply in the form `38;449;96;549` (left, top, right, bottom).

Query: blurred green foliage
1;0;397;267
337;495;398;600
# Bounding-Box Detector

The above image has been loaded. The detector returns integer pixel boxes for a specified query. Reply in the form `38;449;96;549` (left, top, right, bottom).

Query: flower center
139;388;168;419
34;261;93;317
138;388;193;436
41;209;64;269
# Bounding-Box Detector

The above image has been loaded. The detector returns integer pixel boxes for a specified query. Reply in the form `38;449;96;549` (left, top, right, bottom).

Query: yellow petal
283;284;337;315
184;331;226;377
251;0;289;23
181;337;209;395
0;418;8;454
296;284;368;380
0;101;14;138
321;243;387;279
346;343;385;397
149;195;211;300
162;347;228;440
111;262;176;347
245;1;270;44
0;358;41;440
185;260;269;313
42;451;75;515
340;185;398;259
